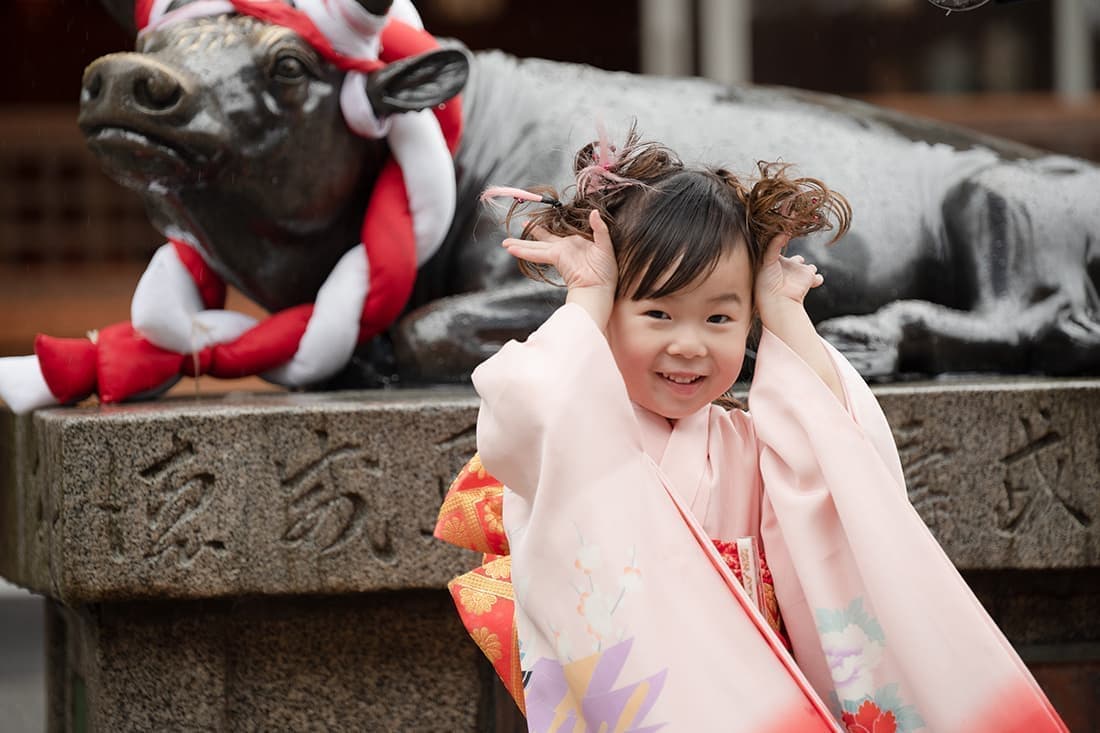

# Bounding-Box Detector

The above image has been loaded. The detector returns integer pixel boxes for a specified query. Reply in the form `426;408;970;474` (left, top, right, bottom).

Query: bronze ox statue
3;0;1099;413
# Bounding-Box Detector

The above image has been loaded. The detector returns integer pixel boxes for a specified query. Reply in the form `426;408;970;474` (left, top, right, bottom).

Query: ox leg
1031;304;1100;375
817;290;1100;379
390;280;566;383
821;159;1100;379
817;300;1022;378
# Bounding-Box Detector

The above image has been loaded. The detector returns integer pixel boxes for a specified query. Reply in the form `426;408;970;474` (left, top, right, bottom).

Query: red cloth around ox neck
352;19;465;338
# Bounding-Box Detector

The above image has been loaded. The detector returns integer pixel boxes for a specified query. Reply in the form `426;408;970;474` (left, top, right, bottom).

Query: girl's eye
707;314;732;324
644;310;670;320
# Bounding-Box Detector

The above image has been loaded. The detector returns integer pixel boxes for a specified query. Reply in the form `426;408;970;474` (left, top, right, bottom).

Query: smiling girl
435;127;1065;732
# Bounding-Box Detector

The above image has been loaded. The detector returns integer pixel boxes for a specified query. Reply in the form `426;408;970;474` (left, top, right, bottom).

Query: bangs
614;172;748;301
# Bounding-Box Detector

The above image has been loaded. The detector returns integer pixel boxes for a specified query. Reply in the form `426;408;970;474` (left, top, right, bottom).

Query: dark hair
498;124;852;302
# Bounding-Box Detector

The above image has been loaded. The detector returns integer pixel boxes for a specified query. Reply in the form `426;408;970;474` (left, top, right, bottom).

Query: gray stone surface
874;378;1100;570
1;390;483;603
0;596;46;733
3;380;1099;604
964;568;1100;646
47;592;490;733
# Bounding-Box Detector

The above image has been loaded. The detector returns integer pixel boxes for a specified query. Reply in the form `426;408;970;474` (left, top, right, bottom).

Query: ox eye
272;54;308;83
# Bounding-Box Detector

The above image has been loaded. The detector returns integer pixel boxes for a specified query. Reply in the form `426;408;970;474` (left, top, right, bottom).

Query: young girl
435;128;1066;732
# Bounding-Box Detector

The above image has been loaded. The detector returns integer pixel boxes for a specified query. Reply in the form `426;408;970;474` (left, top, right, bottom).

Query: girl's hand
503;210;618;329
754;232;823;316
502;209;617;293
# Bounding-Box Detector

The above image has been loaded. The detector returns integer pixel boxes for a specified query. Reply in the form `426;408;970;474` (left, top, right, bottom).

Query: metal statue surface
89;0;1100;385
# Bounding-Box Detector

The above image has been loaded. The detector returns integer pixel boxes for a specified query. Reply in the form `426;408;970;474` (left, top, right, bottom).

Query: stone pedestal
1;380;1098;731
45;593;495;732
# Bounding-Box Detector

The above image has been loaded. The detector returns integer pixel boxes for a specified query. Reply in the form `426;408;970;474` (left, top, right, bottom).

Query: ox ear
100;0;138;34
366;48;470;116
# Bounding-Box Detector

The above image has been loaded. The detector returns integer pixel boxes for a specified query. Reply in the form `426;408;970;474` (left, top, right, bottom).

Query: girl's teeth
662;373;700;384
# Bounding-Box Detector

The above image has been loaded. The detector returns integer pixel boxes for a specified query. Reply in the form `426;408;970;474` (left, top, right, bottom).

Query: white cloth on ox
263;244;370;386
296;0;387;59
294;0;425;53
340;72;393;139
389;0;423;29
388;108;457;265
129;240;368;387
131;244;256;354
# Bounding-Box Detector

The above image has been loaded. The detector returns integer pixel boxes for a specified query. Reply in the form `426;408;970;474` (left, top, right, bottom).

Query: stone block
3;380;1100;603
1;390;483;603
47;592;491;732
874;379;1100;570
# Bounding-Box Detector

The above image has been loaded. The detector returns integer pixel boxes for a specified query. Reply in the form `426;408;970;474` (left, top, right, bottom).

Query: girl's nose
666;331;707;359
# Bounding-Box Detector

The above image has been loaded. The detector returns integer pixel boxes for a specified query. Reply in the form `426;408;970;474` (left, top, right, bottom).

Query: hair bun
744;161;852;247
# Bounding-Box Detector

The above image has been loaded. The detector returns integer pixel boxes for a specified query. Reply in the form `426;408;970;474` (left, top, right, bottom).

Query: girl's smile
657;371;705;385
655;371;708;399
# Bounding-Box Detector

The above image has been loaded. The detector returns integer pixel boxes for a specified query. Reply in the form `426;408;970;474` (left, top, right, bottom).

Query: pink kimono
440;303;1066;732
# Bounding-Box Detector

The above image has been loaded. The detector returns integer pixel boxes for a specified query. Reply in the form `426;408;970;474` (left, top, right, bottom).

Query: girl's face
606;245;753;420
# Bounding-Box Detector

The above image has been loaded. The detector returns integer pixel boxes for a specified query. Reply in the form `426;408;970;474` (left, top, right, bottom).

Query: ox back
400;50;1100;381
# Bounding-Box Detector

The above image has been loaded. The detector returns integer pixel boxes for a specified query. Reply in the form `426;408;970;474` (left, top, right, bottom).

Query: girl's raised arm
754;232;845;402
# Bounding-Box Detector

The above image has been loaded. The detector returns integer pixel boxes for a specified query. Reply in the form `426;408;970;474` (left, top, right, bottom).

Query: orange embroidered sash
433;454;526;714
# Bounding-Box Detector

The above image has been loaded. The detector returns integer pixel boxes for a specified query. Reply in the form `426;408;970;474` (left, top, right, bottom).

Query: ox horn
354;0;394;15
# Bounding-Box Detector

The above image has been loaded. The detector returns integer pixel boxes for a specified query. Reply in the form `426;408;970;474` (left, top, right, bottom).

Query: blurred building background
0;0;1097;273
1;0;1098;730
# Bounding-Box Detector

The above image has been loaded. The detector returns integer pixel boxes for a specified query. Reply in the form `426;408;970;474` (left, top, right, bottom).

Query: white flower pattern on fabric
578;589;616;639
816;598;926;733
565;530;643;657
820;622;884;700
575;542;603;574
619;545;643;593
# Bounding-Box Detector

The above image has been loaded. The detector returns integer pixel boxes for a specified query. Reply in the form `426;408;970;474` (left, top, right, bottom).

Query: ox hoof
817;317;900;380
1034;310;1100;375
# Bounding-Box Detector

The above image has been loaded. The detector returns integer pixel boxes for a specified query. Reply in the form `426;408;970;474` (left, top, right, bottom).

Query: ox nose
81;53;196;123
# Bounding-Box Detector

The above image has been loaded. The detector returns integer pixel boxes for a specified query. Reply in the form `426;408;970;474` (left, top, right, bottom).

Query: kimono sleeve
750;328;1066;733
471;303;643;501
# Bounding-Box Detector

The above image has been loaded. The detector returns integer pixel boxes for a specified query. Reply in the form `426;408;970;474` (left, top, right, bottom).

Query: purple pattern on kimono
525;638;668;732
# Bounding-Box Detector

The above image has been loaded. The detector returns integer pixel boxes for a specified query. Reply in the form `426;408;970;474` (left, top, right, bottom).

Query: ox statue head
0;0;472;414
81;0;468;310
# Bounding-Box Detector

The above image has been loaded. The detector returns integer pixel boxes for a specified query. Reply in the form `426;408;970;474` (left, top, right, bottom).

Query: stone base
3;381;1099;730
47;591;501;733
